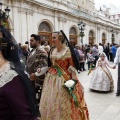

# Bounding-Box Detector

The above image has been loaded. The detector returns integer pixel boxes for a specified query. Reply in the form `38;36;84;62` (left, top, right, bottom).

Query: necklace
57;46;65;52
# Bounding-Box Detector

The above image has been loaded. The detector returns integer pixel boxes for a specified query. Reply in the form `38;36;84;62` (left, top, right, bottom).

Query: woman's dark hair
0;25;20;64
53;31;65;44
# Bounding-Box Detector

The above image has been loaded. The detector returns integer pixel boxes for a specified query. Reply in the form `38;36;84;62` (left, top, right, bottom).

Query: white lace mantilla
0;63;18;88
52;47;69;60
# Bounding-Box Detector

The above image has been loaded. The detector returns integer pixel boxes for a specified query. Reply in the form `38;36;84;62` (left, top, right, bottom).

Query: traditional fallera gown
89;59;114;91
40;47;89;120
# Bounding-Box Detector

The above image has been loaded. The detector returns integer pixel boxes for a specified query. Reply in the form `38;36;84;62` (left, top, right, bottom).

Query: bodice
98;60;107;67
49;47;75;78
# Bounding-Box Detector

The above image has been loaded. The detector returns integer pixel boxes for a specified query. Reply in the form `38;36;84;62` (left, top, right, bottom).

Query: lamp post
0;2;10;25
111;29;115;44
78;21;86;44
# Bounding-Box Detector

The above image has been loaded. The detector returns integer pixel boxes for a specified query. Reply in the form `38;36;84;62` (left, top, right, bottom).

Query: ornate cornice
18;7;34;15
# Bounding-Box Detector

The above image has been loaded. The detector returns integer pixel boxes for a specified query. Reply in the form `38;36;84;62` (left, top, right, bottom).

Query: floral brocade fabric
39;47;89;120
89;60;114;91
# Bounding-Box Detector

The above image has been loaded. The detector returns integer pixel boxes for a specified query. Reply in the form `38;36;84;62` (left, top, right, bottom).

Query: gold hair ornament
0;37;7;47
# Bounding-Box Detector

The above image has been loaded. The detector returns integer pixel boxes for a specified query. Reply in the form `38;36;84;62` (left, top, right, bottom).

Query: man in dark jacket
74;45;81;61
104;43;110;60
26;34;48;103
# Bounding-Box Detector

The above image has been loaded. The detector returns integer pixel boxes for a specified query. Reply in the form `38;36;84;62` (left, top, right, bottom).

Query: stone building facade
1;0;120;45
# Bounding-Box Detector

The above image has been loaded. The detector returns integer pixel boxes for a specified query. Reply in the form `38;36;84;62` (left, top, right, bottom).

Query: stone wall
1;0;120;44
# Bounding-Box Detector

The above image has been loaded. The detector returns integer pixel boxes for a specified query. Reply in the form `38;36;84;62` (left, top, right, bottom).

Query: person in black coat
104;43;110;60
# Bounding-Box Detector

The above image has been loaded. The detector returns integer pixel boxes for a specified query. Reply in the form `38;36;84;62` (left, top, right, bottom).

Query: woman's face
52;33;61;47
101;55;105;60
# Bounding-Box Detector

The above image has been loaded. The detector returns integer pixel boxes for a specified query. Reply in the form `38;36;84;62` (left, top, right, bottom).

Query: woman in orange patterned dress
39;32;89;120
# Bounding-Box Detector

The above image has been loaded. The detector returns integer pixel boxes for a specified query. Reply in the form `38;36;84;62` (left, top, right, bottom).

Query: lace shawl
0;63;18;88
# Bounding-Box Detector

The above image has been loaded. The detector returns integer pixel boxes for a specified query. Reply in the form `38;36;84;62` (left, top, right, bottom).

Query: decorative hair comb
0;37;7;47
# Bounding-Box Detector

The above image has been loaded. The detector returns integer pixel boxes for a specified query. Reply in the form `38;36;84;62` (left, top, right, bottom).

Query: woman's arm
106;61;114;69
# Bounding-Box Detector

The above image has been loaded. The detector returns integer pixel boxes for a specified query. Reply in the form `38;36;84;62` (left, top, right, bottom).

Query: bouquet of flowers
88;63;95;75
64;79;79;107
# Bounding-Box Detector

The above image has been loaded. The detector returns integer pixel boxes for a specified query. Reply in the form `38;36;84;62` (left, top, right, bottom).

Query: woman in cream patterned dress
89;52;114;92
39;32;89;120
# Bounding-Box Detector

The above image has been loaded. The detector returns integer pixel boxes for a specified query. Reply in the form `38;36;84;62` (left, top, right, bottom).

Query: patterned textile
40;47;89;120
27;46;48;76
89;60;114;91
26;45;48;102
0;62;18;88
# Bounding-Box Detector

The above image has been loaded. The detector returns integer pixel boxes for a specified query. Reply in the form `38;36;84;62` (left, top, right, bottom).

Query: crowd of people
18;39;119;74
73;43;120;95
73;42;118;71
0;23;120;120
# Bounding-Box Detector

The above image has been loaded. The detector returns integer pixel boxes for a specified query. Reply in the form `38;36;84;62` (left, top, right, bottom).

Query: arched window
69;27;77;35
111;33;115;44
89;30;94;45
38;22;51;32
38;21;52;45
89;30;93;37
69;27;77;47
102;33;106;44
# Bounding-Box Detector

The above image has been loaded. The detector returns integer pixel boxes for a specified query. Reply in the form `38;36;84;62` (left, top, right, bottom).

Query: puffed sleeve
4;76;38;120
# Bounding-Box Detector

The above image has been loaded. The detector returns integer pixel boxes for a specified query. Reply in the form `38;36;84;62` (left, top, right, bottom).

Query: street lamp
78;21;86;44
0;2;10;24
111;29;115;44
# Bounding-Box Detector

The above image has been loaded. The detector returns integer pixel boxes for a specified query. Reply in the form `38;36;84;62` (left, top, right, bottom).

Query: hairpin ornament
0;37;7;47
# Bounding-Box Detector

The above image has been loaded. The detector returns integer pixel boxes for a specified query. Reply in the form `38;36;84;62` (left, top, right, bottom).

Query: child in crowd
87;50;95;70
89;52;115;92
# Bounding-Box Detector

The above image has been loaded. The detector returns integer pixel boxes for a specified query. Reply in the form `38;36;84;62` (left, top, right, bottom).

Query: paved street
79;62;120;120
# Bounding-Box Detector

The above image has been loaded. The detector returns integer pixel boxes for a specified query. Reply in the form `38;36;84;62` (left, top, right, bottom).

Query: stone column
54;11;59;31
107;29;111;44
26;11;33;41
12;6;21;43
97;26;100;44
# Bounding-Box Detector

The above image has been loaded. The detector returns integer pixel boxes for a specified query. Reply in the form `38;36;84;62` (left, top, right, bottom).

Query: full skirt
40;73;89;120
89;66;114;91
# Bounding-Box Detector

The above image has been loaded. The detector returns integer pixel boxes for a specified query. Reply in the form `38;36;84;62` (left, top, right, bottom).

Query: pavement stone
78;62;119;120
